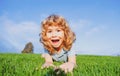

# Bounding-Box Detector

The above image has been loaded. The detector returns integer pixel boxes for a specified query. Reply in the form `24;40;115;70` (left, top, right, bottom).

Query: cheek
59;32;64;38
46;33;51;39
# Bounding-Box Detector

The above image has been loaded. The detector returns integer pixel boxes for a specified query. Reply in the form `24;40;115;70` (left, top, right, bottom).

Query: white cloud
0;15;41;53
70;19;92;32
85;25;106;37
85;27;100;36
70;18;106;37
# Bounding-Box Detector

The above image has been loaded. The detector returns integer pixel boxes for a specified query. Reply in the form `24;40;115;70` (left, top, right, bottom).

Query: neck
54;47;61;52
54;45;63;52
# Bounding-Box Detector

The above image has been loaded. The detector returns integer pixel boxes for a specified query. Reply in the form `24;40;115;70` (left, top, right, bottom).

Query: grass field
0;53;120;76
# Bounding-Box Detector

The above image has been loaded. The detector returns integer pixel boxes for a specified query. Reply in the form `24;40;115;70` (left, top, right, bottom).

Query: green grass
0;53;120;76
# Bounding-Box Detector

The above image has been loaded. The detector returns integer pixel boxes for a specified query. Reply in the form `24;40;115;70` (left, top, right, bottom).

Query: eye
57;29;61;32
47;30;52;33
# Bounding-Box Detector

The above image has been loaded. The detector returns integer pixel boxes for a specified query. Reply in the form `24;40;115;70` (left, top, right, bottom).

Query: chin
52;45;60;48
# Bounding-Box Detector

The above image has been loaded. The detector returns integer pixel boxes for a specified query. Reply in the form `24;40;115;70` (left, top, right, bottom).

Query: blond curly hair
40;14;76;55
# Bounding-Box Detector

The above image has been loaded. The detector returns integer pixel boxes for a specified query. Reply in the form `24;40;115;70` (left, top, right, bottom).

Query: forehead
47;26;62;30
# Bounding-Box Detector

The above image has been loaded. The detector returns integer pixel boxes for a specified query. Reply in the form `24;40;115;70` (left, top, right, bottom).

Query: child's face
46;26;64;48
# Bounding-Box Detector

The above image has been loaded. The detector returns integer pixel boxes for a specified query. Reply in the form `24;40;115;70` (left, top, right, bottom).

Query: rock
21;42;34;53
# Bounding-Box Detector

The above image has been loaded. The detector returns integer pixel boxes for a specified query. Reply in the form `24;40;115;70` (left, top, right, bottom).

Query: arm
41;54;54;69
42;53;53;63
67;43;76;65
59;55;76;73
68;55;76;66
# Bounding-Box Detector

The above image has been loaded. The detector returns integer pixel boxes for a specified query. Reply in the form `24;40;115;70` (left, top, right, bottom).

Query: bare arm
41;54;54;68
59;55;76;73
68;55;76;66
42;54;53;63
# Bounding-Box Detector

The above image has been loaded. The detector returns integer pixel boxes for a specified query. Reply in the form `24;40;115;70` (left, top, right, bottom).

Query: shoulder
42;48;49;54
67;42;77;56
71;42;77;51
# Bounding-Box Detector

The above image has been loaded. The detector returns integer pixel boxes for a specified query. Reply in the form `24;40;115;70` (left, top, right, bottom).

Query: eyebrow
47;27;62;30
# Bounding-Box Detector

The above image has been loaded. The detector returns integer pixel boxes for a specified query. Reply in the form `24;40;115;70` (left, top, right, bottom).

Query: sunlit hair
40;14;76;55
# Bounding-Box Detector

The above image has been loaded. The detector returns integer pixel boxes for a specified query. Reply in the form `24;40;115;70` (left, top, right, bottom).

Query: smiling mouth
51;39;59;43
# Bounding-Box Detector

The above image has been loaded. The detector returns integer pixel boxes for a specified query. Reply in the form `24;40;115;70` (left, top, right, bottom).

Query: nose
52;32;57;37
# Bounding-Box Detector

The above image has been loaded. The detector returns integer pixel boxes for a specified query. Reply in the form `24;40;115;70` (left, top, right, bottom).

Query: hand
59;62;75;73
41;62;55;69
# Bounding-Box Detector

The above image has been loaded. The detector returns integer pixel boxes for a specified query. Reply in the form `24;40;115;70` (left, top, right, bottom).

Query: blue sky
0;0;120;55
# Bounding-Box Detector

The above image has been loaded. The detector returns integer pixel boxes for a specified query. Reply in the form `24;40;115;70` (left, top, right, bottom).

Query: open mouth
50;39;61;47
51;39;59;43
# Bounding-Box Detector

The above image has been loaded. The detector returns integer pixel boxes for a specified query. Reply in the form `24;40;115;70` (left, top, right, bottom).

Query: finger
68;68;73;72
41;63;48;69
59;64;65;70
41;64;46;69
59;66;64;71
46;65;49;68
41;66;45;69
64;68;68;73
46;64;52;68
